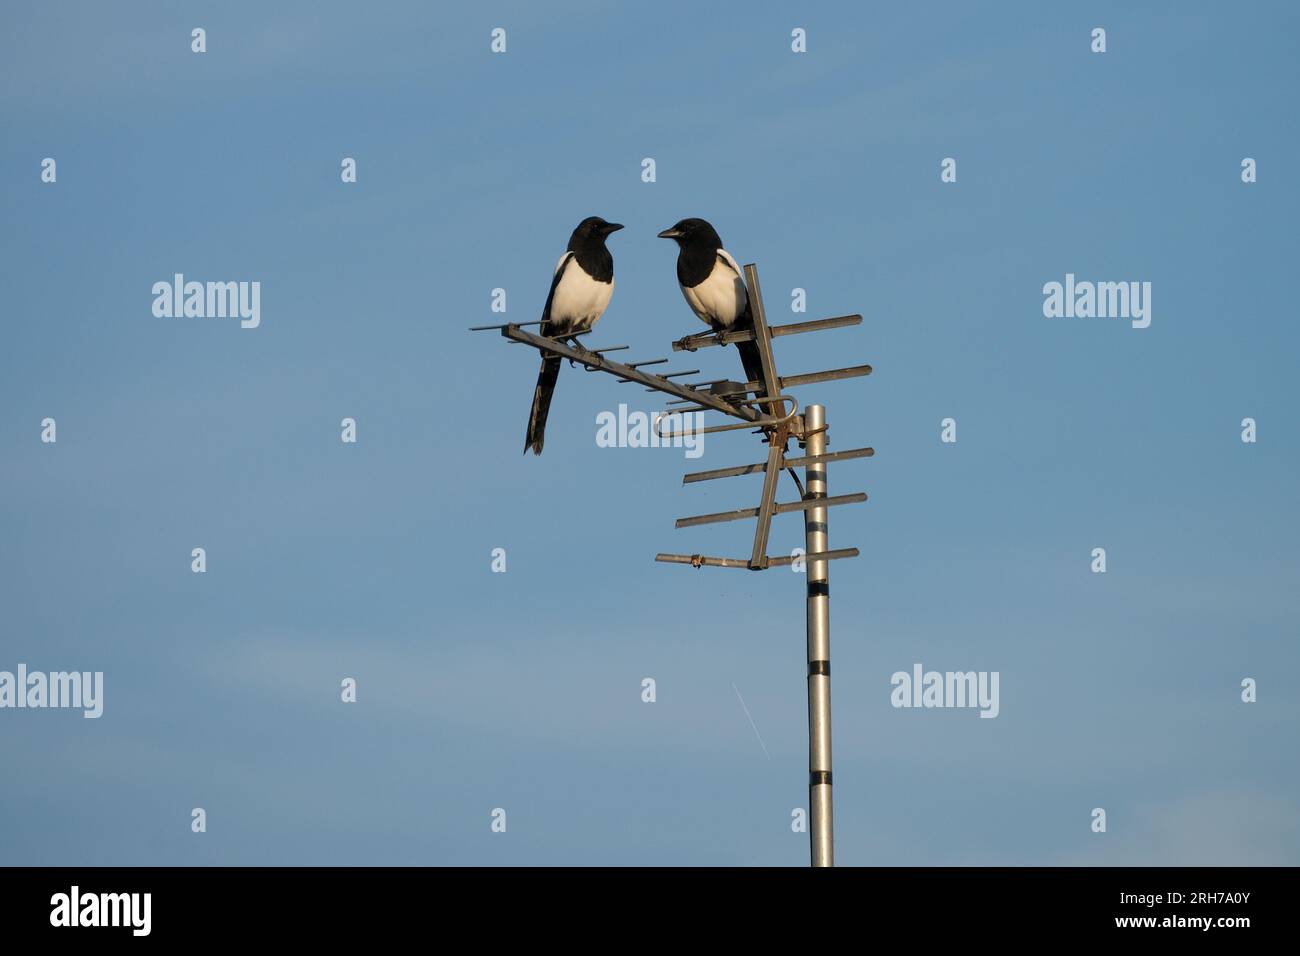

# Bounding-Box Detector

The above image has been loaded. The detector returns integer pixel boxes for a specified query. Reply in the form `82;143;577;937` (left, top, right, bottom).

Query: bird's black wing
539;251;575;337
716;251;766;390
525;251;577;455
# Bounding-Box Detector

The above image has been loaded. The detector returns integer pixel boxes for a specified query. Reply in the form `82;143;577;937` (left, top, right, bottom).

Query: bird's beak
603;222;624;235
657;226;682;239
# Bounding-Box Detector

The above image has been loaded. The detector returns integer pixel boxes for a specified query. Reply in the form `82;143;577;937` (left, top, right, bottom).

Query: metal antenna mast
473;264;871;867
803;402;834;866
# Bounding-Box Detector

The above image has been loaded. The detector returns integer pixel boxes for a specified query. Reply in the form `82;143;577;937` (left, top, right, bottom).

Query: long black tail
735;338;765;393
524;355;562;455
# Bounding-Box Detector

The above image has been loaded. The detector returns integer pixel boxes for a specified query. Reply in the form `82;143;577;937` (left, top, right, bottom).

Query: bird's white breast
681;253;748;329
551;256;614;331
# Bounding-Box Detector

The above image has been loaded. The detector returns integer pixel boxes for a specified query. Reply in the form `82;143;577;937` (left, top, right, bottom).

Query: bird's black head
568;216;624;251
657;217;723;250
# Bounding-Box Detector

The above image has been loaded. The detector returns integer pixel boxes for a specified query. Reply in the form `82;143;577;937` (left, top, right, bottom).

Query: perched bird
524;216;623;455
657;217;764;392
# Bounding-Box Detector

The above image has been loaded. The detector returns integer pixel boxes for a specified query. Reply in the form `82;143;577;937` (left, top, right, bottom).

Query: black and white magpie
657;217;764;391
524;216;623;455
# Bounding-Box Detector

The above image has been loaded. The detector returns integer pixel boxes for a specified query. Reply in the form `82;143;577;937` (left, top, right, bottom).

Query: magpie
657;217;764;392
524;216;623;455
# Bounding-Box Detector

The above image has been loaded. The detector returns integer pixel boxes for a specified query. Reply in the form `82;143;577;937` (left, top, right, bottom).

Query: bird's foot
567;336;595;365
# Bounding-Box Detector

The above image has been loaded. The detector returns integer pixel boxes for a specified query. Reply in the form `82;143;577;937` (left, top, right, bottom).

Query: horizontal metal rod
629;369;701;388
767;548;859;567
669;383;747;404
785;365;871;386
675;492;868;529
672;314;863;352
682;447;875;484
785;447;874;468
583;345;629;368
684;379;732;389
739;395;791;405
500;325;762;423
479;321;593;337
654;548;860;569
741;365;872;390
643;373;700;390
470;320;545;331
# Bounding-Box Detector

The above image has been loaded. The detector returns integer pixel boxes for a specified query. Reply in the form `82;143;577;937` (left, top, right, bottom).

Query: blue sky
1;0;1297;865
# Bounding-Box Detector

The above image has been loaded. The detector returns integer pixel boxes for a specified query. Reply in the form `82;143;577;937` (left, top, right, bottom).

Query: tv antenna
473;263;871;867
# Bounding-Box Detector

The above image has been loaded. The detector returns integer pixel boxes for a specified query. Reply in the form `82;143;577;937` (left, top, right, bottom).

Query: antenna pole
803;403;834;867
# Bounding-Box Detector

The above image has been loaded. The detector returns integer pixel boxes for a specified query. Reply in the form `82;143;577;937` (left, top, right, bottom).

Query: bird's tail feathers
524;355;562;455
736;338;766;395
